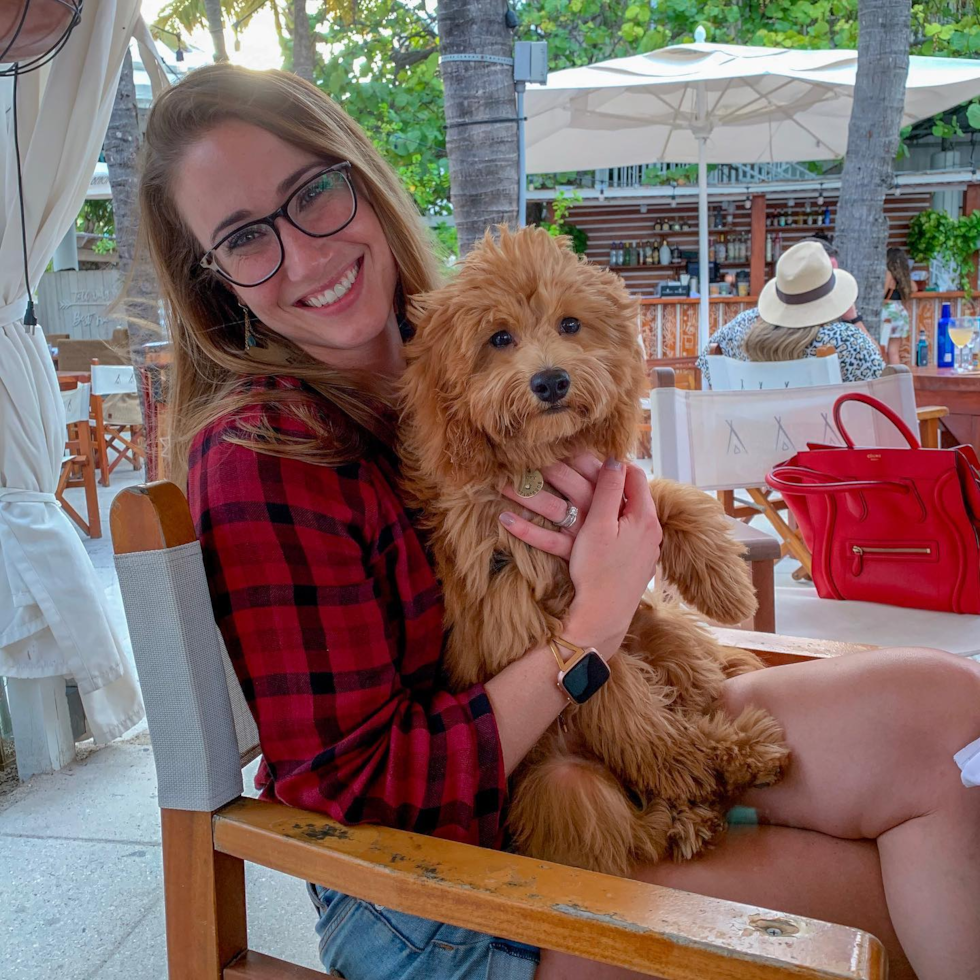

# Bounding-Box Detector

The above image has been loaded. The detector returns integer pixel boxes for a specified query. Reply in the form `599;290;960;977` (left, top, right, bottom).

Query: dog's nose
530;369;571;404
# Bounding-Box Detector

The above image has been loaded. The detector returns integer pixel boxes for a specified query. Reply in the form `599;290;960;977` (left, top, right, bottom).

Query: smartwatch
550;636;610;705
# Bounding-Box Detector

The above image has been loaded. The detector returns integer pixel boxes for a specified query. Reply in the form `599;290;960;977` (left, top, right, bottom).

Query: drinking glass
946;317;979;373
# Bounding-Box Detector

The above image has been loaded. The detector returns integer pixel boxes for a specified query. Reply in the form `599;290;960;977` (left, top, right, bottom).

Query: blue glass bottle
936;302;955;368
916;328;929;367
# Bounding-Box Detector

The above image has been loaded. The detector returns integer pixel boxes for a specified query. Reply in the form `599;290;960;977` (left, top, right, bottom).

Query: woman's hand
499;457;662;658
498;453;601;559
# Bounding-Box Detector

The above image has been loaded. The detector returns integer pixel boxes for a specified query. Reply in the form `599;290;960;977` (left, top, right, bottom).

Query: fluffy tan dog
399;226;788;877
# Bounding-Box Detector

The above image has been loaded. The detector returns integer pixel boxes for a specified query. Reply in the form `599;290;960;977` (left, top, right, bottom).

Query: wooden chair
109;481;887;980
90;361;145;486
56;383;101;539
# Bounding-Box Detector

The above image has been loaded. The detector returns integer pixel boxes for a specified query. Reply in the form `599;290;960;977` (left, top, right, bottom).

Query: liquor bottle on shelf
823;205;831;225
609;242;618;267
937;302;955;368
660;238;672;266
765;232;773;263
716;234;727;263
672;243;681;263
916;328;929;367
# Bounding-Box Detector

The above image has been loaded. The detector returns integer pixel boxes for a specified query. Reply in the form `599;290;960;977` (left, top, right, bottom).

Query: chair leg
161;809;247;980
717;490;735;517
750;559;775;633
77;424;102;539
746;487;812;575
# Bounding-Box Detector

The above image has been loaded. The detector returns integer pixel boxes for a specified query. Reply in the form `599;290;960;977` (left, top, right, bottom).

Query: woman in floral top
698;241;884;388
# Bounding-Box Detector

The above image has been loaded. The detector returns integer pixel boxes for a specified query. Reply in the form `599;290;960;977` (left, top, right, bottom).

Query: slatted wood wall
35;269;124;340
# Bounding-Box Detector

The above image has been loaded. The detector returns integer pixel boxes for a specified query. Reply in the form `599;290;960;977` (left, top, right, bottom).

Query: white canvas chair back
114;539;260;811
650;368;919;492
61;383;91;424
705;353;842;391
91;364;137;396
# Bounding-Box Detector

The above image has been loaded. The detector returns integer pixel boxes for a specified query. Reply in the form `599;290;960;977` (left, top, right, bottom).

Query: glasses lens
287;169;355;236
213;222;282;286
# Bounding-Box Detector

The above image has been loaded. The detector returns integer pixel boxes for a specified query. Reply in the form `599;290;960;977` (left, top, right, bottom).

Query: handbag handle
767;464;911;497
833;392;921;450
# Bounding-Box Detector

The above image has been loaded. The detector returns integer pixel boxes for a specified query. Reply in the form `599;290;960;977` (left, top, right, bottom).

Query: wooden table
912;366;980;452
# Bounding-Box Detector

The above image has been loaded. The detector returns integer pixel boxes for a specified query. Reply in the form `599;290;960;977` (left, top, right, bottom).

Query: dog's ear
399;299;500;486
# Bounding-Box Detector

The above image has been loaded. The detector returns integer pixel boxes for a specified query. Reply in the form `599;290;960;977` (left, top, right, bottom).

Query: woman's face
174;120;400;370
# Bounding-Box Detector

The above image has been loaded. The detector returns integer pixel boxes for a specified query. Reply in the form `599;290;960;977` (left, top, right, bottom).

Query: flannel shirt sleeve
188;423;507;848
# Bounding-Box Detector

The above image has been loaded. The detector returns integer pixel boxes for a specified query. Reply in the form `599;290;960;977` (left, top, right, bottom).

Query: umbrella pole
697;135;709;352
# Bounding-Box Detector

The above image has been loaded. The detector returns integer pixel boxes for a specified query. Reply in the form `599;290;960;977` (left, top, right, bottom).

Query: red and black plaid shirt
187;377;507;848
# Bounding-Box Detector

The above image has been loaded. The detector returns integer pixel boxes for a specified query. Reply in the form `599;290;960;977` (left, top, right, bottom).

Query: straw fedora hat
758;240;858;329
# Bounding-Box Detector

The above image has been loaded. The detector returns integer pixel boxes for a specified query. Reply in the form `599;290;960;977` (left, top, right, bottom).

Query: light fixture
670;180;677;207
234;30;241;52
639;202;647;213
893;178;901;198
743;192;751;210
176;35;184;61
817;184;824;205
599;184;606;202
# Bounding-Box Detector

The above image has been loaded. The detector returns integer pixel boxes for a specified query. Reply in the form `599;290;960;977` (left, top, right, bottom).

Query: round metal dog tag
515;469;544;498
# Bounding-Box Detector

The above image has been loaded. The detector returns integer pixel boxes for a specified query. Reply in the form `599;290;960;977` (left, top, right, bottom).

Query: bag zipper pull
852;545;863;576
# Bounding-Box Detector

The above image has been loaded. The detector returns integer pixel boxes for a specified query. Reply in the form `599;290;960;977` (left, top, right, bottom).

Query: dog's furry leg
508;743;639;877
571;652;720;802
648;479;758;625
696;706;790;796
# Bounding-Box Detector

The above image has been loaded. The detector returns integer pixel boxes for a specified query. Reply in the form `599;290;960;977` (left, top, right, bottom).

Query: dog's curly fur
399;226;788;877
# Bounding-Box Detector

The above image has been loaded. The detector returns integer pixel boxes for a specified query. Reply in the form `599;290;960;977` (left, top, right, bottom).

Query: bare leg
536;824;912;980
725;647;980;980
887;337;903;365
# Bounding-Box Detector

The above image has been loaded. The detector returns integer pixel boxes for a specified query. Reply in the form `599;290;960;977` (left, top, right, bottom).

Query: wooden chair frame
57;397;101;539
110;483;886;980
90;359;146;486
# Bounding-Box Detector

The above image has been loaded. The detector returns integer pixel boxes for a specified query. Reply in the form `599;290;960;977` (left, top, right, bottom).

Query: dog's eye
559;317;581;335
489;331;514;348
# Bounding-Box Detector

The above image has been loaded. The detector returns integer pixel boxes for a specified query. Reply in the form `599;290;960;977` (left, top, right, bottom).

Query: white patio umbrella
0;0;166;768
525;37;980;348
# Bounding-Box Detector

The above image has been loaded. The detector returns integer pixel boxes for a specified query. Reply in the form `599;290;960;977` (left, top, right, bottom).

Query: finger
500;485;578;528
540;460;594;510
621;464;662;539
499;512;573;560
562;452;603;486
589;457;628;524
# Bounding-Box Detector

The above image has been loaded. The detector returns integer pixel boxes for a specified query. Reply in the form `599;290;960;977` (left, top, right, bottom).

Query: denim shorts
307;882;540;979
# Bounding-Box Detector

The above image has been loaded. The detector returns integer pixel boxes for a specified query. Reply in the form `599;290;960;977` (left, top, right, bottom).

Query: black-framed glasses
199;161;357;287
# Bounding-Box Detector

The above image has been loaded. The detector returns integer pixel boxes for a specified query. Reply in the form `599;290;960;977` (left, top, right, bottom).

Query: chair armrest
213;797;885;980
916;406;949;422
709;628;877;666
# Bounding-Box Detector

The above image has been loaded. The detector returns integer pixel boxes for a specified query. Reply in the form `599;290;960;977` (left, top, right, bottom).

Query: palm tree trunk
292;0;315;83
103;48;163;369
437;0;519;254
203;0;229;62
834;0;911;345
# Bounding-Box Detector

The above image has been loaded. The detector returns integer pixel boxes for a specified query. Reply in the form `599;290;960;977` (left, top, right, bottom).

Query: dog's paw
665;803;726;862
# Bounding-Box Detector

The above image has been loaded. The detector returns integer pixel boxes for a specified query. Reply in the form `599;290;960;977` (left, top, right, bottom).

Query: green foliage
909;209;980;294
76;200;116;253
538;190;589;254
429;220;459;264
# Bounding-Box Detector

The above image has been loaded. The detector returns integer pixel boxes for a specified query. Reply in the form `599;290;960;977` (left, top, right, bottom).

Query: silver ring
555;503;579;530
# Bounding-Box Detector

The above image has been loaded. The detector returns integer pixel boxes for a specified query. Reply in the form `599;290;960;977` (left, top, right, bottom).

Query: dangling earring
240;302;257;351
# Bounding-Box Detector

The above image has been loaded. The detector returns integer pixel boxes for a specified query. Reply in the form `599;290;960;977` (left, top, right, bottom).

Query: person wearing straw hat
697;240;884;387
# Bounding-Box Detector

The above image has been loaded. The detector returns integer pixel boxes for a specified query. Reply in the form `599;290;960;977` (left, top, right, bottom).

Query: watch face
562;651;610;704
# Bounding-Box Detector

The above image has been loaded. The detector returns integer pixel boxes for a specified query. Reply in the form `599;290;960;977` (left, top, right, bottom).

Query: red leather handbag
767;392;980;613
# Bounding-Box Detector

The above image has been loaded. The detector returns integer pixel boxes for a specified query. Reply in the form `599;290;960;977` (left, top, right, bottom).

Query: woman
881;247;917;365
697;241;884;388
139;64;980;980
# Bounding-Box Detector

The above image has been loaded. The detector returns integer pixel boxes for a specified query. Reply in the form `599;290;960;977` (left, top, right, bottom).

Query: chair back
61;383;91;425
56;338;127;372
91;364;138;396
705;353;843;391
650;367;919;492
112;484;259;813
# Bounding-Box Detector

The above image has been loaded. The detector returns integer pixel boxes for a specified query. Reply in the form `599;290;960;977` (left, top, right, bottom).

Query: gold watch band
549;635;590;672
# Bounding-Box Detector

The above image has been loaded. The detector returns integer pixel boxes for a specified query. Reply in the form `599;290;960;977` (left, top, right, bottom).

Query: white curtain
0;0;149;742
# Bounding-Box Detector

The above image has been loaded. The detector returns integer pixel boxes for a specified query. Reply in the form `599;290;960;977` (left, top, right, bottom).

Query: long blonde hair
138;64;444;485
744;317;822;361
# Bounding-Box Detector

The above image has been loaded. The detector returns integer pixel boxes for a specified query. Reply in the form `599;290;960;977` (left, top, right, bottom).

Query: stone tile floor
2;468;977;978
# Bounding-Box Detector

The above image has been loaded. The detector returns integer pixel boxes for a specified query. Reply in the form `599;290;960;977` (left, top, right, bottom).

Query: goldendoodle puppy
399;226;788;876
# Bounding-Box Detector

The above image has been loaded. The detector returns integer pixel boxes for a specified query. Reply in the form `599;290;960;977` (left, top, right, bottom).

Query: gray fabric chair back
115;540;260;811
